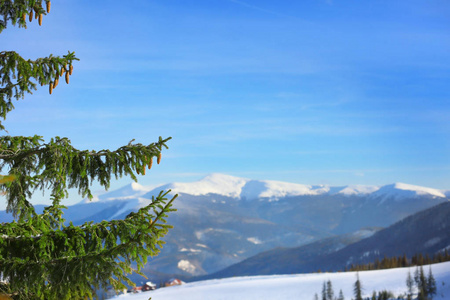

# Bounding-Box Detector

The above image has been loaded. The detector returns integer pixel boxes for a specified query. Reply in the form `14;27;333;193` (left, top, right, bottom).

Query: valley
2;174;447;285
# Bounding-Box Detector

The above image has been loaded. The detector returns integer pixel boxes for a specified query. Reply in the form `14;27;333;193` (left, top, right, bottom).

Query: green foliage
376;290;395;300
0;191;176;299
0;1;77;131
347;252;450;273
0;51;78;130
353;273;363;300
371;291;377;300
427;266;437;298
415;266;427;299
325;280;334;300
0;1;176;299
413;266;437;300
320;280;334;300
0;0;49;33
0;135;170;217
314;266;438;300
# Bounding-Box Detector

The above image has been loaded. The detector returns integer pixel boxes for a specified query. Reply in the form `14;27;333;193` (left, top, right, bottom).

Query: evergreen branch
0;135;171;218
0;191;176;244
0;51;79;130
0;191;177;299
0;0;50;33
0;136;168;160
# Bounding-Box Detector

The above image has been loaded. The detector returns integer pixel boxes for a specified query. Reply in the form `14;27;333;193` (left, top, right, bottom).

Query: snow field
115;261;450;300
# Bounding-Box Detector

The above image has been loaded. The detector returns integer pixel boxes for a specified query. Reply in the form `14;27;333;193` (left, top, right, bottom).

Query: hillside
205;201;450;278
112;261;450;300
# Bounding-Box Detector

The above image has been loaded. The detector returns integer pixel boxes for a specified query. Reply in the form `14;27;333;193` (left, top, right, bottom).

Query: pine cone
60;66;65;76
65;72;69;84
22;13;26;22
69;65;73;75
148;157;153;169
38;14;43;26
157;153;162;164
49;83;53;94
46;1;51;13
53;78;59;88
29;11;33;22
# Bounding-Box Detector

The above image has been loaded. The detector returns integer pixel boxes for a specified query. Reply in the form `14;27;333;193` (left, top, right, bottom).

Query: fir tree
353;273;363;300
415;266;428;300
322;281;327;300
377;290;394;300
337;289;345;300
406;269;414;300
0;1;176;299
426;267;436;299
326;280;334;300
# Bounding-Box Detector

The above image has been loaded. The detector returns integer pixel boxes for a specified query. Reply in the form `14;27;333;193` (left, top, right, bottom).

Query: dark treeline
345;250;450;272
315;265;437;300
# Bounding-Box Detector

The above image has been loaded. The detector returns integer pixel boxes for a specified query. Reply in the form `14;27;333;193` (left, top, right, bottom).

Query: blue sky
1;0;450;206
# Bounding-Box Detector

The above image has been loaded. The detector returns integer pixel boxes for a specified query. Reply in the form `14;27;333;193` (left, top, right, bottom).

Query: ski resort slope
115;261;450;300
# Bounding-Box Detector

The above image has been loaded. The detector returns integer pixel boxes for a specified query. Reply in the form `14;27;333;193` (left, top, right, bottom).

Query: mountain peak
371;182;446;201
160;173;248;198
200;173;249;186
334;185;380;196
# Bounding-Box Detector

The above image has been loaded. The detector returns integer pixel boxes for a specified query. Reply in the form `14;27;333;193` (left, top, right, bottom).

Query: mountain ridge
0;173;448;281
82;173;448;205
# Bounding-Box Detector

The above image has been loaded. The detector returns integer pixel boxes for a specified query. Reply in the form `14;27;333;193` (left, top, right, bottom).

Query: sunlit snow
135;174;447;202
82;174;448;206
113;262;450;300
177;260;197;274
247;237;262;245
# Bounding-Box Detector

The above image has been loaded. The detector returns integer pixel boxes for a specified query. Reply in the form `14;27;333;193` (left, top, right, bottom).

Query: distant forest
344;251;450;272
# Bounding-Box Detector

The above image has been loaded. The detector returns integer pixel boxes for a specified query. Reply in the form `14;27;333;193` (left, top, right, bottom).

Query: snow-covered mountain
0;174;447;281
370;182;447;202
73;174;449;280
139;173;446;201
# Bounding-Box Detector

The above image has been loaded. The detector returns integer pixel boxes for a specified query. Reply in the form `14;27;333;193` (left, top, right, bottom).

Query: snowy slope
149;173;248;199
371;183;447;203
114;262;450;300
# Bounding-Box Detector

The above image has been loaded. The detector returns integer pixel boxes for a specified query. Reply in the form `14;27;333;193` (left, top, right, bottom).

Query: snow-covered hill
131;173;447;202
370;182;447;203
113;262;450;300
